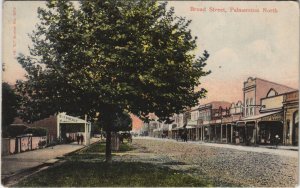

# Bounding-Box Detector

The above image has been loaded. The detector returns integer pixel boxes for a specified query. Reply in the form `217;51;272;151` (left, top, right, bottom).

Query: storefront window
250;98;253;115
286;120;290;139
246;99;249;116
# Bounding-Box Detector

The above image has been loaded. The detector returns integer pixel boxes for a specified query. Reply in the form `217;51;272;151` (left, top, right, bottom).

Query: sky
166;1;299;103
2;1;299;131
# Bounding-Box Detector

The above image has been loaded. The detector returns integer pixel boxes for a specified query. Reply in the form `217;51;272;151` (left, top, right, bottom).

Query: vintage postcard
1;0;299;187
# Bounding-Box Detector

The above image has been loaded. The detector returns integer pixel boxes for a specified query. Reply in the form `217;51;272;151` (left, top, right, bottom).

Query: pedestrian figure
76;134;80;145
183;131;188;142
275;134;280;148
182;128;188;142
181;132;184;142
80;134;84;145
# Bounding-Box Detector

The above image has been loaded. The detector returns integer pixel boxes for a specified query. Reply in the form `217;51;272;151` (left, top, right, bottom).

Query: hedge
24;127;48;136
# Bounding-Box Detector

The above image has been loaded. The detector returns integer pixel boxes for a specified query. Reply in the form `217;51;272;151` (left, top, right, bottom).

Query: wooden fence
1;136;47;156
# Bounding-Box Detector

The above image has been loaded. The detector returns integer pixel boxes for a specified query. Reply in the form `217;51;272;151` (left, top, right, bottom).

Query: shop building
197;101;231;142
186;106;200;141
222;101;243;144
243;77;296;118
171;111;191;140
12;113;91;145
148;77;298;146
283;90;299;146
170;113;184;139
238;92;284;145
235;77;296;145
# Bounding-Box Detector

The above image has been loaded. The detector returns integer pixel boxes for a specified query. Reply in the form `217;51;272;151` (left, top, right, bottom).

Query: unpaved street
127;137;298;187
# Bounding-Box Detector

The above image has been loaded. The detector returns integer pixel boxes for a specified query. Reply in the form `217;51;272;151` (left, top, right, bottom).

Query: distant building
175;101;232;142
186;105;200;140
198;101;232;142
173;113;184;128
148;114;163;138
140;122;150;136
170;113;185;140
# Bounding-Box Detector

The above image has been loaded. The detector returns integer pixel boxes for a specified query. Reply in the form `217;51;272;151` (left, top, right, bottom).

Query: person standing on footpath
182;124;188;142
80;134;84;145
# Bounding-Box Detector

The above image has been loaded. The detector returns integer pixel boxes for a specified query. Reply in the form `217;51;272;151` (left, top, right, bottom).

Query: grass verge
16;161;212;187
16;141;213;187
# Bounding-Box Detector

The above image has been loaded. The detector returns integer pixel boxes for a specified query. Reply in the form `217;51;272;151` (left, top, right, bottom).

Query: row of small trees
4;0;210;162
6;125;47;138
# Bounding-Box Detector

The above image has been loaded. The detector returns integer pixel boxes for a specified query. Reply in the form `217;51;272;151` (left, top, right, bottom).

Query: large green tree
16;0;210;162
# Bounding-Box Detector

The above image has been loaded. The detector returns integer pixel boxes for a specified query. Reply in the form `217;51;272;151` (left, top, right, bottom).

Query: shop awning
171;126;194;130
239;111;283;122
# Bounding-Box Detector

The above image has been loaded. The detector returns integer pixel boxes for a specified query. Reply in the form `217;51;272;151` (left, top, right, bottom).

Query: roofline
208;101;232;104
260;89;299;101
283;90;299;95
199;101;231;106
252;77;297;91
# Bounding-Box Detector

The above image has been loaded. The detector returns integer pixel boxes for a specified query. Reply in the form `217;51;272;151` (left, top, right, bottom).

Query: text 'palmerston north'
190;6;278;13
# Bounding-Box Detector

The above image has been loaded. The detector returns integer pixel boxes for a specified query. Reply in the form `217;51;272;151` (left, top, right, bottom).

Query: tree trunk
105;130;112;163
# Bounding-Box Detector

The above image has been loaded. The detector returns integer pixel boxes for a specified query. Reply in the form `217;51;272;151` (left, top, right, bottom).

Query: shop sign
59;114;85;123
197;119;203;125
261;113;283;121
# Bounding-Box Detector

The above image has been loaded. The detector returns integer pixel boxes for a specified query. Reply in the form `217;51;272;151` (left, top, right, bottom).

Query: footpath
1;138;100;186
138;137;298;158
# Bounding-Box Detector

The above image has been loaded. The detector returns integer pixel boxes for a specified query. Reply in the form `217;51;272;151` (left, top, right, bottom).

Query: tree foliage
16;0;210;124
2;82;20;132
103;111;132;132
7;124;28;137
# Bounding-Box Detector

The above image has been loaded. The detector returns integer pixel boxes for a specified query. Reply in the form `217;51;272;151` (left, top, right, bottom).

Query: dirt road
126;137;298;187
